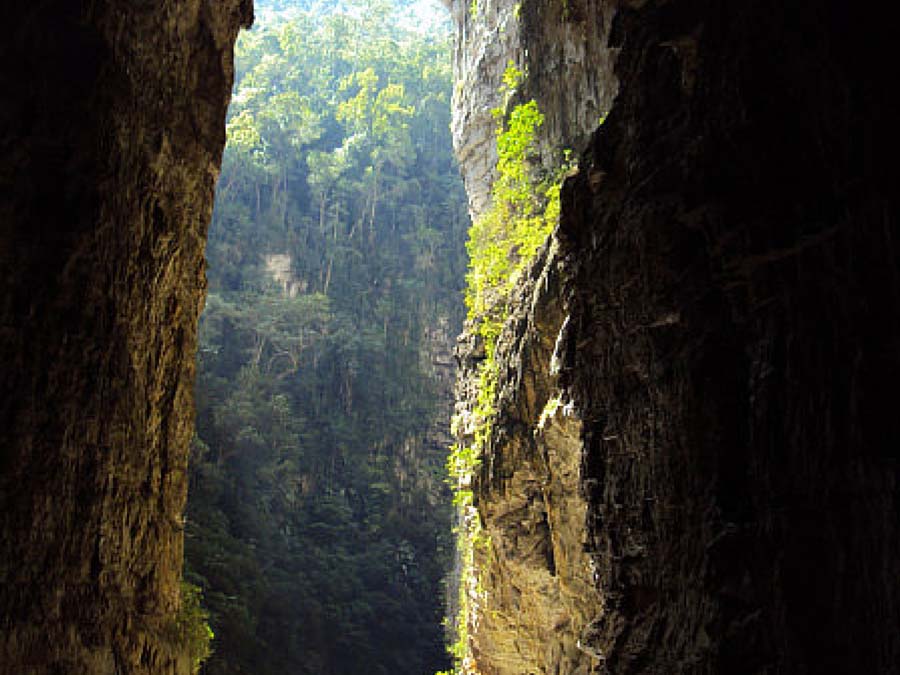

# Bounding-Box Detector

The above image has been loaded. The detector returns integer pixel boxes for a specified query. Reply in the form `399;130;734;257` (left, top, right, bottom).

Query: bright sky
396;0;452;35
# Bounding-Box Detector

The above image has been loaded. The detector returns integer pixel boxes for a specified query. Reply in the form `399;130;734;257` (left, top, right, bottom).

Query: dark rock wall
558;1;899;672
453;0;898;673
0;1;250;672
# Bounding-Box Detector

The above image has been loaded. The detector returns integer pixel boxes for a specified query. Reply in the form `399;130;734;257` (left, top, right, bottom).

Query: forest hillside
185;2;468;673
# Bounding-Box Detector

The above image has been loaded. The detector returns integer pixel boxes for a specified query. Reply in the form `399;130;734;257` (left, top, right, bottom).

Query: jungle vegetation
185;2;468;673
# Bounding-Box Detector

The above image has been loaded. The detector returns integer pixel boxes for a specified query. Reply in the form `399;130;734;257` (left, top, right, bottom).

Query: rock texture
454;239;603;675
449;0;617;671
560;3;899;671
453;0;899;673
449;0;616;220
0;1;251;673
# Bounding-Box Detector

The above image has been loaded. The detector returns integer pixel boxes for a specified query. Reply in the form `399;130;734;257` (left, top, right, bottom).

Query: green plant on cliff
175;581;214;673
464;71;568;325
445;62;573;674
458;62;569;465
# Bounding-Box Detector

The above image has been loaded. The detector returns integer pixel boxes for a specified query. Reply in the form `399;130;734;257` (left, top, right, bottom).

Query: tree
187;3;467;674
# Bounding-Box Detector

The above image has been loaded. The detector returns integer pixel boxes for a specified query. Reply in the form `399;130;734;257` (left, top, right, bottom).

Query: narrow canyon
1;1;897;674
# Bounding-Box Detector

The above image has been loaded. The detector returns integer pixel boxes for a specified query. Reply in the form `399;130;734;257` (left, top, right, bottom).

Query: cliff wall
452;0;899;673
0;1;250;672
449;0;617;220
449;0;617;672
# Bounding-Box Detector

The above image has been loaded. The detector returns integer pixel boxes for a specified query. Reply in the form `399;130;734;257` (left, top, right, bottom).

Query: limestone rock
449;1;617;672
453;239;604;675
556;4;900;669
0;1;250;672
449;0;617;221
451;0;899;673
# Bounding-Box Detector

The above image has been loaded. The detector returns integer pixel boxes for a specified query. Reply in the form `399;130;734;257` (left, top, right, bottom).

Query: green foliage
445;63;573;675
465;68;569;324
500;61;524;93
174;582;214;674
187;3;468;675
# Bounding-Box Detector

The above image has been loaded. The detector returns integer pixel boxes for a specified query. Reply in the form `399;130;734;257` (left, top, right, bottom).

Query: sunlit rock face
454;238;604;675
449;2;617;670
449;0;616;221
452;0;898;673
0;1;250;672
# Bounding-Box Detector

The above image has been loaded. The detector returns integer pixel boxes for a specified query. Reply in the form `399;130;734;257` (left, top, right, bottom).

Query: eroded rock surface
453;0;898;673
449;0;616;220
0;1;250;672
449;0;617;670
455;239;603;675
557;3;899;671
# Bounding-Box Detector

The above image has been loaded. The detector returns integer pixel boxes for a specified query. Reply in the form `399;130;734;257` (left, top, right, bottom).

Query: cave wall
453;0;898;673
0;1;251;672
449;0;618;671
449;0;617;220
563;2;899;671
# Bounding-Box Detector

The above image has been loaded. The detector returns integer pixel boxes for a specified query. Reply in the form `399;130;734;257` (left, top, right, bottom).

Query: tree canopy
185;2;467;673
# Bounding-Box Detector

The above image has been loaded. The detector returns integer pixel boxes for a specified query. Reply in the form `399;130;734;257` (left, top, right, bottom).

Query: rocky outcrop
454;239;603;675
453;0;899;673
449;0;617;220
449;0;617;671
0;1;250;672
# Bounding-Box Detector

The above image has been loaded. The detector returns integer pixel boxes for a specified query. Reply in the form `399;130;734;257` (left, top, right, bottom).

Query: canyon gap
2;1;898;674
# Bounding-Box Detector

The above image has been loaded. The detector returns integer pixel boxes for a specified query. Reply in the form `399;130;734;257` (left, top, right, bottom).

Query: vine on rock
445;61;573;674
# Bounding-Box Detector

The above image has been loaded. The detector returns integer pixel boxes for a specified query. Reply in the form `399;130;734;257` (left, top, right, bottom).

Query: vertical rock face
453;0;898;673
449;2;618;671
560;3;899;671
0;1;250;672
449;0;617;220
454;239;603;675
